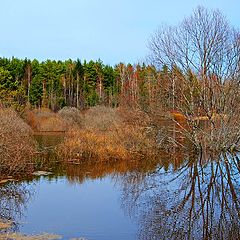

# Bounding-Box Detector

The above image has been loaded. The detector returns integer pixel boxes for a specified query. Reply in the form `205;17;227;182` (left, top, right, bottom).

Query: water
0;134;239;240
19;176;136;240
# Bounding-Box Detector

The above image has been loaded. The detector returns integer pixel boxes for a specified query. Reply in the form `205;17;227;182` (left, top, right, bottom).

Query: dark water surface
0;134;239;240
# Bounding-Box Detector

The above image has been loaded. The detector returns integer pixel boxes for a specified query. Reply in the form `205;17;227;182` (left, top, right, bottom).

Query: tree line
0;55;239;117
0;58;118;110
0;57;188;113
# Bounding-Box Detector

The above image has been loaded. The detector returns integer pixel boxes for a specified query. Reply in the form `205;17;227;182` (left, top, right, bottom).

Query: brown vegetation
0;219;12;229
57;106;156;161
25;108;67;132
0;108;36;178
0;232;62;240
58;107;83;127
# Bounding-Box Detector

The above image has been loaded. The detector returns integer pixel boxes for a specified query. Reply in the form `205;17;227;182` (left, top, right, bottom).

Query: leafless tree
148;6;240;81
148;6;240;153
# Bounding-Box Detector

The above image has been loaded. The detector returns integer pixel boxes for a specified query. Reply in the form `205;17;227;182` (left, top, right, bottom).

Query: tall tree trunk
77;73;79;108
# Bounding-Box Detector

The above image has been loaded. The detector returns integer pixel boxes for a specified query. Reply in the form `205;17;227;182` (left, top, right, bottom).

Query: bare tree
148;6;240;81
148;6;240;153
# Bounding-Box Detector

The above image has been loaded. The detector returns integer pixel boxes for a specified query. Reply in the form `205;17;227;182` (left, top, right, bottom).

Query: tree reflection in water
0;182;33;232
120;152;240;240
0;142;239;240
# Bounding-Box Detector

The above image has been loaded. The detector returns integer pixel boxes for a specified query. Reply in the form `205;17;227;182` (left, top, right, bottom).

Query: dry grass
0;233;62;240
57;106;156;161
0;219;60;239
0;108;36;178
0;219;12;229
25;108;67;132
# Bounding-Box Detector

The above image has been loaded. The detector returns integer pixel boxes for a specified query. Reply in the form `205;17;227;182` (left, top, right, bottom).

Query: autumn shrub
117;107;151;127
0;108;36;177
58;107;83;127
57;106;156;161
81;106;122;131
25;108;67;132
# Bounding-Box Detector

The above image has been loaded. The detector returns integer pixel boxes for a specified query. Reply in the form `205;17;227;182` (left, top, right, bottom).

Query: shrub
0;108;36;177
58;107;83;127
81;106;122;131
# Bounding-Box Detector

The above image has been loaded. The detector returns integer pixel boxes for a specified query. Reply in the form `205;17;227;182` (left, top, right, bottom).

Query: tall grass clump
0;108;36;178
57;106;155;161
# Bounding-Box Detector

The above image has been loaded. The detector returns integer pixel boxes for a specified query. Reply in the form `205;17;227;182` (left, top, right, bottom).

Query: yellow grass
0;219;12;229
58;106;156;161
24;108;67;132
0;233;62;240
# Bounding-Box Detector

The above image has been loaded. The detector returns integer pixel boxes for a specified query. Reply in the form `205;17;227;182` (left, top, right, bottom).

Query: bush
0;108;36;177
58;107;83;127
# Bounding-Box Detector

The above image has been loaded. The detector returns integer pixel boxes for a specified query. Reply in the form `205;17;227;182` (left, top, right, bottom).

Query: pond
0;134;239;240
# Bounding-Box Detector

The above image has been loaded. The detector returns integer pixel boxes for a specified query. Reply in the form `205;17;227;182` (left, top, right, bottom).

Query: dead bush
117;107;151;127
58;107;83;127
0;108;36;177
82;105;122;131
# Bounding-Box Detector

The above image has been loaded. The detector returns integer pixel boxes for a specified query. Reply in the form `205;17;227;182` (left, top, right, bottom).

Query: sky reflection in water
19;176;136;240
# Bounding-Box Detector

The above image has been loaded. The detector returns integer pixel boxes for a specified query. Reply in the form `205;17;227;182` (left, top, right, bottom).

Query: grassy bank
0;219;61;240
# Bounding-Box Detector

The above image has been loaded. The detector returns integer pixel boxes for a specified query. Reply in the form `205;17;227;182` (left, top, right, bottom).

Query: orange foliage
170;110;186;122
24;108;67;132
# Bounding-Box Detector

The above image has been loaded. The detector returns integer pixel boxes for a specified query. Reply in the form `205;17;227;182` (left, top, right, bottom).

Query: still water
19;176;136;240
0;134;239;240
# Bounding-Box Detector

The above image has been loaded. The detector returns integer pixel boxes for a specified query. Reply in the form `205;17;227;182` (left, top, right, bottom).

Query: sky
0;0;239;65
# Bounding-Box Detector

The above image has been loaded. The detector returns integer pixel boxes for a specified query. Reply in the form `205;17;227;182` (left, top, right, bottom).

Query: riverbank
0;105;237;180
0;222;60;239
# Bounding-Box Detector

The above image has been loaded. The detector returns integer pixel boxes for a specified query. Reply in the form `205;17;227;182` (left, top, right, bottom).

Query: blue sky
0;0;239;65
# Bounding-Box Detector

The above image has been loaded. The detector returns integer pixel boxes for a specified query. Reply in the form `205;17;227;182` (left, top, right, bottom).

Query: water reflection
0;182;33;232
0;133;239;239
120;153;240;240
